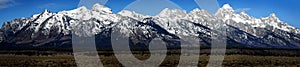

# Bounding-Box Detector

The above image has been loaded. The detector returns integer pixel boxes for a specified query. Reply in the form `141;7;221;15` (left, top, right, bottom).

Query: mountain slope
0;4;300;49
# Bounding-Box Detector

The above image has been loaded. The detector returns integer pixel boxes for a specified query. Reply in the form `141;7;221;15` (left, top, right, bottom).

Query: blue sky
0;0;299;28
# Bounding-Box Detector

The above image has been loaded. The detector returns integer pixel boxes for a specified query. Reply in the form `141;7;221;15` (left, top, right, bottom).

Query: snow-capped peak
190;8;201;13
239;12;252;20
219;4;234;12
42;9;51;14
92;3;113;14
189;8;211;17
31;9;52;19
157;8;187;18
2;22;10;27
240;12;248;16
118;10;149;20
267;13;281;22
38;9;54;18
221;4;234;10
31;9;55;32
62;6;92;20
73;6;89;12
270;13;277;17
215;4;235;17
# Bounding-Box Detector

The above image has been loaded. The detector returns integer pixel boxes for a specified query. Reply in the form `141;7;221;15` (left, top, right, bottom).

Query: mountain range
0;4;299;49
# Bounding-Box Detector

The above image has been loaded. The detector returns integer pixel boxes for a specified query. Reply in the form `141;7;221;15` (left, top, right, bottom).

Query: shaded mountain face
0;4;300;49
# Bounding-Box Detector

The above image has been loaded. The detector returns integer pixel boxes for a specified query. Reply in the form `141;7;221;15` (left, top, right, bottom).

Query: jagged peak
191;8;201;12
240;12;247;15
239;11;250;17
221;4;233;10
269;13;278;18
215;4;235;16
92;3;112;14
3;22;10;25
42;9;51;14
30;9;53;20
37;9;53;17
219;4;234;13
1;22;11;29
189;8;212;17
78;6;88;10
267;13;281;22
238;11;254;21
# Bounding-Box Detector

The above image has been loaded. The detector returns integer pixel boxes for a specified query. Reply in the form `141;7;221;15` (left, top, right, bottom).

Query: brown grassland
0;53;300;66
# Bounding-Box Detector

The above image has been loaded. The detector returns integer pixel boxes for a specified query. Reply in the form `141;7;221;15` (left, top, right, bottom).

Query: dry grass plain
0;54;300;67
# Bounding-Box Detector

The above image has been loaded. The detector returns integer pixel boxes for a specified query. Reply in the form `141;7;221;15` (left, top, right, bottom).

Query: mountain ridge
0;3;300;49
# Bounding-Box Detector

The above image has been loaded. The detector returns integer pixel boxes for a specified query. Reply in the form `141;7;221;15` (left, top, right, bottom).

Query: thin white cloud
235;8;251;12
0;0;16;9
